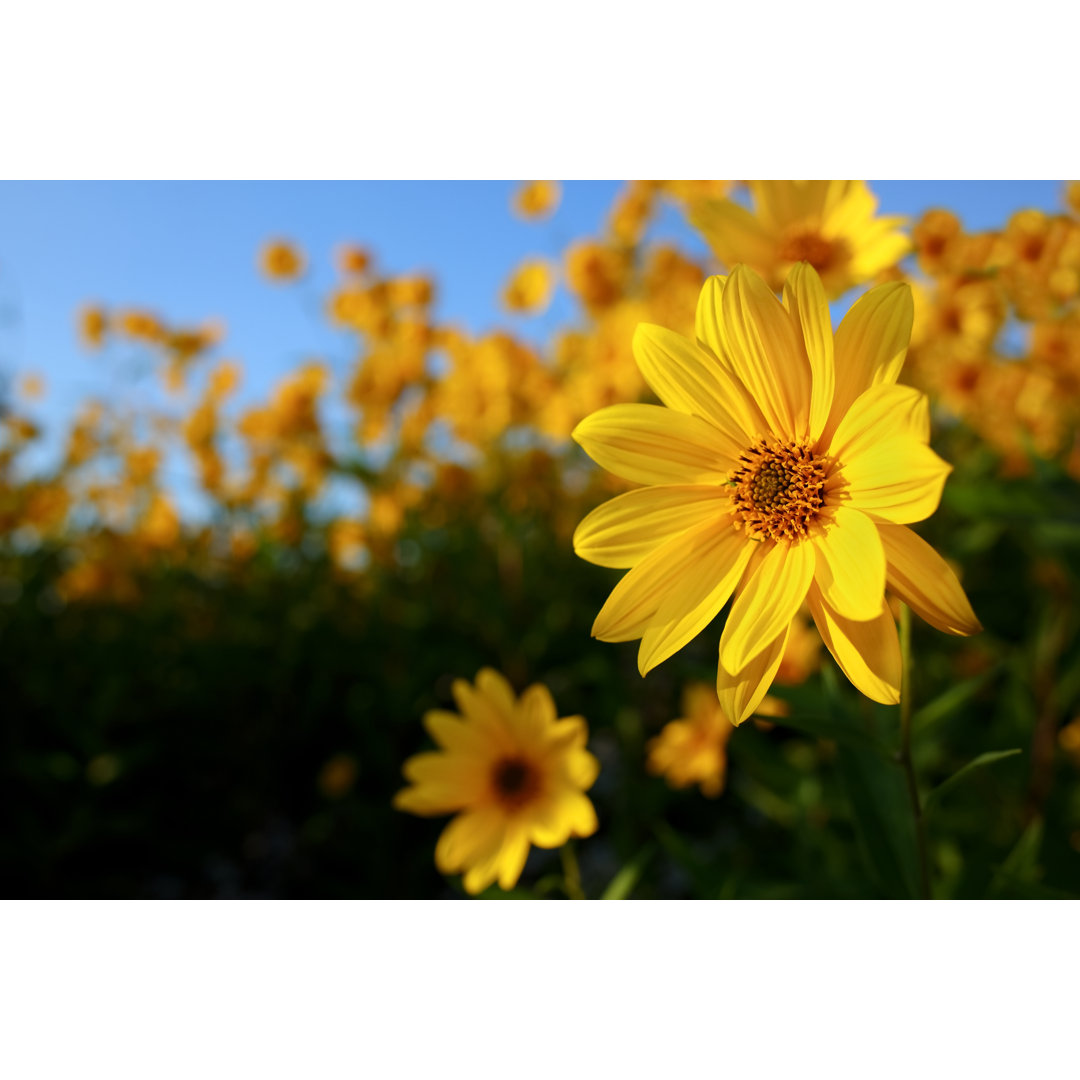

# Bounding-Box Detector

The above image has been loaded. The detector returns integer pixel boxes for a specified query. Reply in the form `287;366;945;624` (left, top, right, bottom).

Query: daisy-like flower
689;181;910;298
647;682;734;797
393;669;599;895
572;263;981;725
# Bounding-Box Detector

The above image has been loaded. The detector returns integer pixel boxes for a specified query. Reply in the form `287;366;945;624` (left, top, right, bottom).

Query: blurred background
2;179;1079;898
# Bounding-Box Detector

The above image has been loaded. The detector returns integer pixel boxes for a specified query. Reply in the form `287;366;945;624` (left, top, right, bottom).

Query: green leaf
912;668;998;733
989;818;1043;898
600;845;655;900
924;749;1022;817
769;710;890;756
836;744;921;899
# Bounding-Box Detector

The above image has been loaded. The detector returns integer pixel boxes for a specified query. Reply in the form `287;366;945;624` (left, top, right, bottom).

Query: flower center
728;439;828;542
777;229;839;273
491;756;541;810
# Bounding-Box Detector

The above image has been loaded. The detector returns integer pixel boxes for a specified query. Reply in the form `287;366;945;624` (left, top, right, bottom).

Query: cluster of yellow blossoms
6;180;1076;895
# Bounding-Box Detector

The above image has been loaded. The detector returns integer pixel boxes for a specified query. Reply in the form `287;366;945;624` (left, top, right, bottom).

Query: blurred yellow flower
513;180;561;220
502;258;557;314
573;263;981;723
394;668;599;895
565;241;629;313
261;240;305;281
18;373;45;400
690;181;910;297
647;682;734;797
79;305;108;349
337;245;372;276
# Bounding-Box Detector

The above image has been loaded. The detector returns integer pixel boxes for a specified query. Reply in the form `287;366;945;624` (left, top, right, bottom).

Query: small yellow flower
337;245;372;276
394;669;599;895
79;305;108;349
502;258;557;314
513;180;561;221
572;262;981;723
261;240;305;281
647;682;734;797
690;181;910;298
18;373;45;400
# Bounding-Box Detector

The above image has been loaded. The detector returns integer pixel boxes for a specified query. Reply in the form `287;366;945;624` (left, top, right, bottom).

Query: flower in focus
572;262;981;724
502;258;557;314
690;181;910;297
394;668;599;895
513;180;561;221
261;240;305;281
647;682;734;797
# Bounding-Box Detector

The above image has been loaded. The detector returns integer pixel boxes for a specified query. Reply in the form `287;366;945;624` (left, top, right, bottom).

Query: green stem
898;603;931;899
560;842;586;900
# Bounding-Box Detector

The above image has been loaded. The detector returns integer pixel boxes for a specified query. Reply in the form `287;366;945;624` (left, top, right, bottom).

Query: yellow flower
260;240;305;281
572;263;981;724
502;258;557;314
394;669;599;895
513;180;561;220
690;181;910;298
647;682;734;797
79;305;108;349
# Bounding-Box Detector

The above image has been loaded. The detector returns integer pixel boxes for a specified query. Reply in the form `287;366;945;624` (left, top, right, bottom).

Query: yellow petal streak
593;516;743;643
719;539;815;671
830;437;951;524
825;282;913;444
633;323;756;447
572;403;736;486
720;266;810;438
782;262;835;442
810;507;886;622
717;625;790;726
878;524;982;635
573;484;730;568
637;520;755;675
828;383;930;460
695;274;729;362
808;583;901;704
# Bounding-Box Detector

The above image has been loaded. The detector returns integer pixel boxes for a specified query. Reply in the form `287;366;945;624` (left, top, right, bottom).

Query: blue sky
0;180;1069;489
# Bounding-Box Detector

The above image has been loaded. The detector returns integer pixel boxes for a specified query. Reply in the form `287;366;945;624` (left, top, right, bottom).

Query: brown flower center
777;229;842;274
729;439;828;542
491;756;541;810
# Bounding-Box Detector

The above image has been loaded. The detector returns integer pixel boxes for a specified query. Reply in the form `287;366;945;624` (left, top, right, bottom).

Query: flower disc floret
729;438;829;542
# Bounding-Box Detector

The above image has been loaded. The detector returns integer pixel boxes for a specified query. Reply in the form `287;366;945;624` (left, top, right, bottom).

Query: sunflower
689;181;910;298
647;682;734;797
394;669;599;895
572;262;981;725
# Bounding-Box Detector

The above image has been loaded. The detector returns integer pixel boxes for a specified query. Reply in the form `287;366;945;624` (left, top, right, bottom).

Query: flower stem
898;603;931;899
560;842;585;900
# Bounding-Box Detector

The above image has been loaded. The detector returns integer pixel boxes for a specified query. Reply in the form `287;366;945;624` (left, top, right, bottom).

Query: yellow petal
823;281;913;445
830;437;951;524
476;668;517;715
827;382;931;461
495;825;532;891
720;265;811;439
515;682;557;742
632;323;755;448
810;507;886;622
719;539;816;671
782;262;835;442
593;516;740;643
749;180;832;231
717;624;790;726
435;806;504;877
395;752;487;815
573;484;730;568
691;200;776;268
637;518;755;674
807;582;900;705
819;180;877;237
422;709;491;757
572;403;736;486
878;523;982;635
695;274;729;362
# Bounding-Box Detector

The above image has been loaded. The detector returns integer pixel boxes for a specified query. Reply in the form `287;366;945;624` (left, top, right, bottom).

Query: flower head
647;682;734;797
513;180;562;221
260;240;305;282
572;263;981;724
394;669;599;895
690;181;910;298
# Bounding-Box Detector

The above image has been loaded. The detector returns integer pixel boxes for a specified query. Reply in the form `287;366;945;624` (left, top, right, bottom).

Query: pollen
729;438;828;542
491;756;541;810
